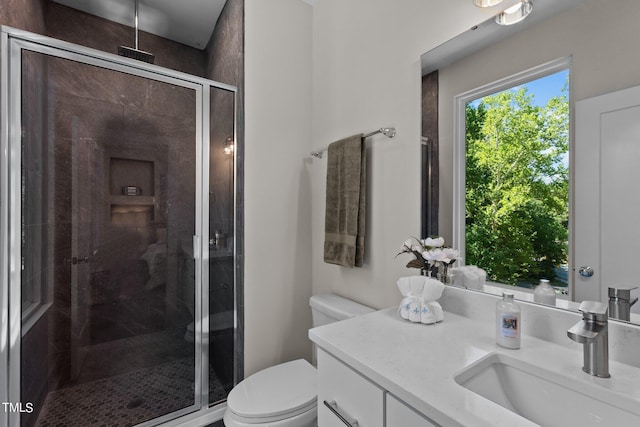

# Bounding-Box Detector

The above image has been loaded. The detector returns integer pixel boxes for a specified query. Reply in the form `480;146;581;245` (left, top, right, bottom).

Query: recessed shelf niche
109;157;155;224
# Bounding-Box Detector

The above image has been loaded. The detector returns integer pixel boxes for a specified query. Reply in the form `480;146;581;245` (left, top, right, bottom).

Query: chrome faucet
567;301;610;378
608;286;638;322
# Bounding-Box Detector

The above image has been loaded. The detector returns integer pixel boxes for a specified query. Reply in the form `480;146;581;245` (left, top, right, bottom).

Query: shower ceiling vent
52;0;227;50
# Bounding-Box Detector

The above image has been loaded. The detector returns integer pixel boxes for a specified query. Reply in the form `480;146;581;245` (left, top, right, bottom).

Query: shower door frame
0;26;239;427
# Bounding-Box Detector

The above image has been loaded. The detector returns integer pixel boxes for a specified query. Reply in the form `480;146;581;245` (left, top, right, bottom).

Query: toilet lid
227;359;317;420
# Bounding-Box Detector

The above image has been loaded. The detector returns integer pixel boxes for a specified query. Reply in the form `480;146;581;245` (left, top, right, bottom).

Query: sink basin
454;353;640;427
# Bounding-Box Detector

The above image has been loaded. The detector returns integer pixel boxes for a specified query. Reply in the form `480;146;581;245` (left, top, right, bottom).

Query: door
13;44;203;427
574;84;640;313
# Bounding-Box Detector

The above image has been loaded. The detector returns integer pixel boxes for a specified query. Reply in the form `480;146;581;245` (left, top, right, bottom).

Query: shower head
118;45;155;64
119;0;155;64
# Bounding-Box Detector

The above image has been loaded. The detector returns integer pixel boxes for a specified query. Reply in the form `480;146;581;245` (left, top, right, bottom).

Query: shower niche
109;157;158;225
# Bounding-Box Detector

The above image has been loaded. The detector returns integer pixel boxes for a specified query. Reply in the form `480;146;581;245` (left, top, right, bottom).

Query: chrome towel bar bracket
310;127;396;159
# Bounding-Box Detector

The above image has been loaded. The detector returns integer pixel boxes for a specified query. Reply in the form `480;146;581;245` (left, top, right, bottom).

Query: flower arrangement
397;236;459;281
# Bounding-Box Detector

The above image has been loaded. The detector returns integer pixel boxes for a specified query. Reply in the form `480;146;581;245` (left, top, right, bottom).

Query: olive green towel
323;134;366;267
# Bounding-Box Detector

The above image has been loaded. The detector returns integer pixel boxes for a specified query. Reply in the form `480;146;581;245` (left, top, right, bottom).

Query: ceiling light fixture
473;0;504;7
495;0;533;26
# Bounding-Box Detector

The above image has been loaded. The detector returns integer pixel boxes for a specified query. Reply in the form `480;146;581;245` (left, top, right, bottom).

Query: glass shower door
15;46;201;427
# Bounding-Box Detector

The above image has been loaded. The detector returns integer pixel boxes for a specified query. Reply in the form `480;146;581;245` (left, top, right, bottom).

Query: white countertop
309;306;640;427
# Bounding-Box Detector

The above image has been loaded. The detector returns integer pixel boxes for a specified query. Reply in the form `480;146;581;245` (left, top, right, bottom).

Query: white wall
309;0;502;309
244;0;314;376
244;0;522;373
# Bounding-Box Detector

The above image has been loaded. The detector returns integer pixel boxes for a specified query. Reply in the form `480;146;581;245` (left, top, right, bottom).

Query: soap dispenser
534;278;556;306
496;292;521;349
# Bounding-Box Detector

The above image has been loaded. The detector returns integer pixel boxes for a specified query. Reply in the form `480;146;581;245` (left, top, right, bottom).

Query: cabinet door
317;349;384;427
386;394;440;426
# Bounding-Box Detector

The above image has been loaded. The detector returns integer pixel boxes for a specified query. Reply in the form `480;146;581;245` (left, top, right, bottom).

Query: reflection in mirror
461;66;570;290
421;0;640;325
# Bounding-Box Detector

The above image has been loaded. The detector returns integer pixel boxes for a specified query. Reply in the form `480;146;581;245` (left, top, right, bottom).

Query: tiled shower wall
0;0;46;35
205;0;245;389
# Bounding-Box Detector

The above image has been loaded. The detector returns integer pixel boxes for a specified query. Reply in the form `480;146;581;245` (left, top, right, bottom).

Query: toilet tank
309;293;375;327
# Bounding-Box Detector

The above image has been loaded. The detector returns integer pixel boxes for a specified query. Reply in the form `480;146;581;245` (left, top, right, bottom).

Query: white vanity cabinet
317;348;438;426
317;348;384;426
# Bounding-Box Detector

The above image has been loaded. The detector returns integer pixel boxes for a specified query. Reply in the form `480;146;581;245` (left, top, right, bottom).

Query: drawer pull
323;400;358;426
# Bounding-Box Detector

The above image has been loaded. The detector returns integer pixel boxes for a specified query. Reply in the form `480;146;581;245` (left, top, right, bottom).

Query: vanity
309;286;640;426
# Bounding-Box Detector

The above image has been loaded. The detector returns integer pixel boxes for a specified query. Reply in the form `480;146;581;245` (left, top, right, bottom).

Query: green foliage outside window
465;82;569;287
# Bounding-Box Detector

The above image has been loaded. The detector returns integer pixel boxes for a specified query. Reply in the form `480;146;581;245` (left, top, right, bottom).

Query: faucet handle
578;301;608;323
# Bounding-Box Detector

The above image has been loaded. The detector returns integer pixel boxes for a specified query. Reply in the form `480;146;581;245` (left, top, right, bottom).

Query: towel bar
310;127;396;158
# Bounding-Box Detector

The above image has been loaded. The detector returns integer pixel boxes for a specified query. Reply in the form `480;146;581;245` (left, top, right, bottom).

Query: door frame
573;84;640;305
0;25;238;427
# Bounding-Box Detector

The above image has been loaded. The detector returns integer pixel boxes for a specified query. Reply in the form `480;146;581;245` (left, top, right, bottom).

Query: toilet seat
225;359;317;424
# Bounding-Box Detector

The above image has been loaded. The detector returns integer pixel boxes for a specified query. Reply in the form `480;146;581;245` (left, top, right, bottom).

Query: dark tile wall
0;0;46;33
421;70;439;238
206;0;243;250
44;2;206;77
206;0;244;294
205;0;245;390
45;52;198;384
0;1;207;77
206;0;243;85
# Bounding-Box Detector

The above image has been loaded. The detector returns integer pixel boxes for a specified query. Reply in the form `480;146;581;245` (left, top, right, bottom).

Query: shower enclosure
0;27;239;426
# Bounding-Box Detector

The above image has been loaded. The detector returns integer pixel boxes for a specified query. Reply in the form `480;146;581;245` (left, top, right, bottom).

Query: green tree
465;84;568;285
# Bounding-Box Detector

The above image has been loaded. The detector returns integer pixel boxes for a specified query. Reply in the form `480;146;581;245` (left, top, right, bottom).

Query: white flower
422;249;442;264
401;239;413;252
440;247;459;264
423;237;445;248
398;236;457;271
422;247;459;264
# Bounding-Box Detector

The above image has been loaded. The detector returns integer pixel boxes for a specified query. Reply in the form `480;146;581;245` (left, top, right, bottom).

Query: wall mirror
421;0;640;325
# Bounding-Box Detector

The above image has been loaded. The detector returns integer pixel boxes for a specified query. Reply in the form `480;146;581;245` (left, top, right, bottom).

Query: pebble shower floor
34;357;227;427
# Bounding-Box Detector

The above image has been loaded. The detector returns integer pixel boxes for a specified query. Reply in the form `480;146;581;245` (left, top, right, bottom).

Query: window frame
452;56;572;272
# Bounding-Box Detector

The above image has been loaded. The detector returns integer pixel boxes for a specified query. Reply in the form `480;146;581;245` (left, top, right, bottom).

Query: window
454;59;570;292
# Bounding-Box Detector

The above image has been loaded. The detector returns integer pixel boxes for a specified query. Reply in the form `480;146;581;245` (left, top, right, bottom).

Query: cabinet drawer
386;394;440;427
317;349;384;427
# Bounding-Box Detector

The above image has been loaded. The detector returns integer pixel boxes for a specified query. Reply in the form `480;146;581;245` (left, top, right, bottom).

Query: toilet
223;293;375;427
